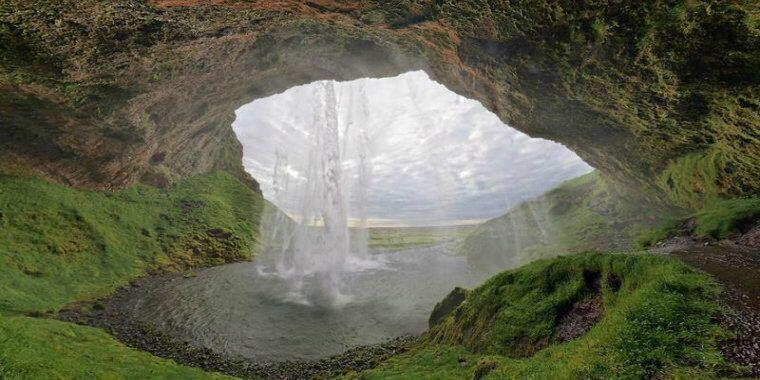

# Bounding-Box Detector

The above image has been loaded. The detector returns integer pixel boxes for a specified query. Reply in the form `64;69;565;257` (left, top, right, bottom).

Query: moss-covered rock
429;287;469;328
1;0;757;207
634;196;760;246
360;253;729;379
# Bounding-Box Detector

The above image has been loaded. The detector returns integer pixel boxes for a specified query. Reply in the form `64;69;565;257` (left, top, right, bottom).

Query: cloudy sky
232;71;592;226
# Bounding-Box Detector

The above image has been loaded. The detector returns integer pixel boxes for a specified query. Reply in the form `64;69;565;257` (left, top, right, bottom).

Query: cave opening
3;2;758;377
114;71;594;363
232;71;593;228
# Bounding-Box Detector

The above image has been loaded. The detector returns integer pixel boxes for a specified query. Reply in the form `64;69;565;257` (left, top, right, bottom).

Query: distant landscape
367;225;477;252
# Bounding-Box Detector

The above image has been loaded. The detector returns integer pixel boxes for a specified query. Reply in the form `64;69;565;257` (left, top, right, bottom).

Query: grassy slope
462;171;674;272
463;169;760;270
0;317;230;379
352;253;729;379
0;170;263;379
635;196;760;246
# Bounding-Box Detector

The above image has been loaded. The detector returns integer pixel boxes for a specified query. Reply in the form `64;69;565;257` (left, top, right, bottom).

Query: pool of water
116;244;486;362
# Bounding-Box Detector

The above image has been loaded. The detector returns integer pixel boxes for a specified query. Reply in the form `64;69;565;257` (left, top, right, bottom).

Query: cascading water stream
527;199;550;242
344;85;372;260
270;81;377;307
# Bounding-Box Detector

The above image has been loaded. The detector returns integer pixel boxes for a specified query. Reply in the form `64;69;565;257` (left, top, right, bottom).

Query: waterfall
506;206;523;264
264;149;294;256
527;199;550;243
346;85;372;260
272;80;376;306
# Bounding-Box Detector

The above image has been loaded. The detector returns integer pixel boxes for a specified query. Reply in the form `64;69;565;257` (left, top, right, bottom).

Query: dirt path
663;244;759;376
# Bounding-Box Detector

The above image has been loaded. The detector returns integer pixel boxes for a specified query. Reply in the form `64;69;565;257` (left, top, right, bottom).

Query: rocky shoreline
53;226;760;379
57;273;418;379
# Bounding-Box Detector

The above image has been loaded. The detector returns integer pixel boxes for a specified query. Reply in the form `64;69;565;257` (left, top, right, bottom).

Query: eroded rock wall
1;0;757;207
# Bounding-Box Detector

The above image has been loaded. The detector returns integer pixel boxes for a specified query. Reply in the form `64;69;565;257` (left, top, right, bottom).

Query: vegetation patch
634;196;760;246
0;170;263;314
0;316;232;379
462;171;677;272
632;216;682;248
0;169;263;378
694;197;760;239
353;253;730;379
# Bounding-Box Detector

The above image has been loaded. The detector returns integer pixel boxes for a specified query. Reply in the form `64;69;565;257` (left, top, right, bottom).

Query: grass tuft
694;197;760;239
633;196;760;245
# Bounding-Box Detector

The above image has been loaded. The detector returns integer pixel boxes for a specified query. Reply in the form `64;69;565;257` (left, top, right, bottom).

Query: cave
3;1;757;208
1;1;759;378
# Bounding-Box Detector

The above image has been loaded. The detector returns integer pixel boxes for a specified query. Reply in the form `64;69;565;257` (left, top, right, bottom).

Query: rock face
1;1;758;205
429;287;469;329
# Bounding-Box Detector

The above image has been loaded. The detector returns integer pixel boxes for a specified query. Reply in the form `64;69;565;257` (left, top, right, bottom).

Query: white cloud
232;71;593;226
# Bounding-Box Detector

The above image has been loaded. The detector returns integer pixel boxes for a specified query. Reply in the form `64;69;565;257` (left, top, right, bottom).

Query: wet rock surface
652;222;760;253
717;285;760;377
734;224;760;249
58;274;417;379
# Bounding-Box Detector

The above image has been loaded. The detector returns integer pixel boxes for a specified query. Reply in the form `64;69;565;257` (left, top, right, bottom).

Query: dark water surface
117;244;486;362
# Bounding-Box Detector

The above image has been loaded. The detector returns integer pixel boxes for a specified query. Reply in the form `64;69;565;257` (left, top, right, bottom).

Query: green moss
631;217;681;248
0;170;262;377
0;316;232;379
632;196;760;245
656;151;723;210
348;345;476;380
0;170;263;315
589;18;610;41
694;197;760;239
355;253;729;379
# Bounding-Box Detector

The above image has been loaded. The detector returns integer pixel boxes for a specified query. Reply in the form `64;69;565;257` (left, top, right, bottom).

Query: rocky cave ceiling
1;0;757;209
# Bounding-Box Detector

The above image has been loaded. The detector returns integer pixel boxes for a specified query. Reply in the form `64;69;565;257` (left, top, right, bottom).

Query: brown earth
551;270;604;344
552;296;603;343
